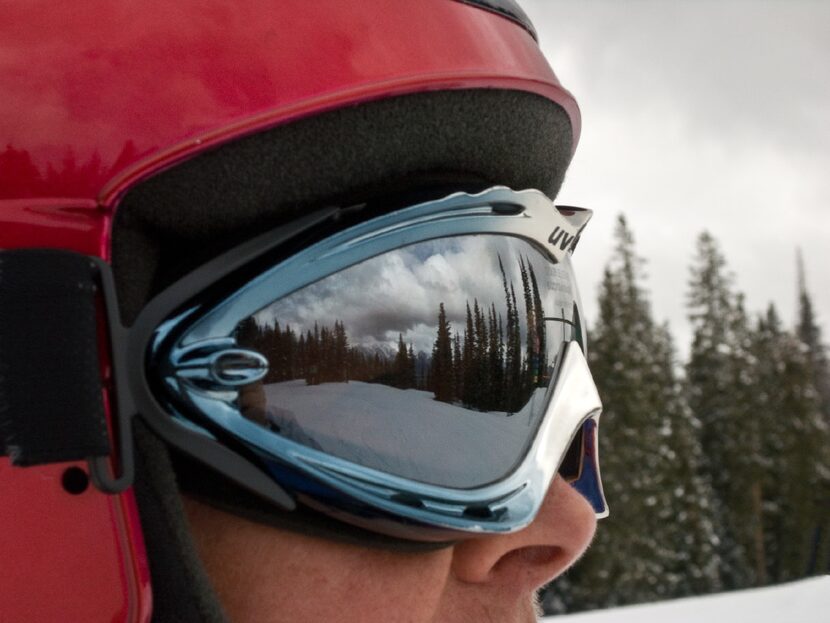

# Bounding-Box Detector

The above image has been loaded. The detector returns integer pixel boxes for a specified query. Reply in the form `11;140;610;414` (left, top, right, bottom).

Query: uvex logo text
548;227;577;252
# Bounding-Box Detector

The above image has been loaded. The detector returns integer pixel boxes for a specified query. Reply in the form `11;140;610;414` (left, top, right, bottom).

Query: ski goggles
5;187;607;542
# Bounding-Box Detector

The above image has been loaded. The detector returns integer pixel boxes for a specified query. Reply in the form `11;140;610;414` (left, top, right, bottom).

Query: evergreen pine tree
795;252;830;573
754;303;830;580
685;231;755;589
750;305;785;582
796;250;830;422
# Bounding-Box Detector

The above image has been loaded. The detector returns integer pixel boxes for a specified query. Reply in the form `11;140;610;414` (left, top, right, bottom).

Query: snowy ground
542;576;830;622
262;380;546;487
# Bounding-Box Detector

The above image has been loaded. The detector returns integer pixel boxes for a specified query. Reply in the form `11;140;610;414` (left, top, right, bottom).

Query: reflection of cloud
254;235;574;352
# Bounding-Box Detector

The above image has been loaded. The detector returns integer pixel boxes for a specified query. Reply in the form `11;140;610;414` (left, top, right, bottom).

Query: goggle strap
88;255;136;493
0;249;112;466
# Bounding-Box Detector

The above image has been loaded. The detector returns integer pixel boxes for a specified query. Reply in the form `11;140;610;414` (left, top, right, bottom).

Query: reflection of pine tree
504;274;523;411
473;299;489;408
488;304;504;411
415;350;430;390
430;303;455;403
462;303;475;406
372;352;384;380
319;325;331;381
393;333;415;389
234;317;261;347
267;322;289;382
394;333;407;387
453;332;463;399
305;326;320;385
333;321;349;382
407;344;417;389
528;260;548;385
297;333;306;377
520;256;535;396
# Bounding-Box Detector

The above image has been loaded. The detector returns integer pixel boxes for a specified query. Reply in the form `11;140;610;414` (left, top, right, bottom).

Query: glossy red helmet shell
0;2;579;620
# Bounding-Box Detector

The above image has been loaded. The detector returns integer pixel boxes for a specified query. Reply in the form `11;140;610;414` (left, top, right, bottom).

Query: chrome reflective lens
143;187;606;535
233;235;582;488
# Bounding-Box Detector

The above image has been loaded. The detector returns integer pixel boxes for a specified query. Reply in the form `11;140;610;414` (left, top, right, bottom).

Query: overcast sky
522;0;829;355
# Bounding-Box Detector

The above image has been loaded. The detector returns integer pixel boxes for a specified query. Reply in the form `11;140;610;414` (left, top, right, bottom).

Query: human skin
183;475;596;623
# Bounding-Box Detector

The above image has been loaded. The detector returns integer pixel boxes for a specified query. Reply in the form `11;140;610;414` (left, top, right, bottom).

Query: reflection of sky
253;235;575;354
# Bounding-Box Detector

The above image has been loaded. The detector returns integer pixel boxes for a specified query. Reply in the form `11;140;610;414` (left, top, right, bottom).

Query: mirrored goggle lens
232;234;584;489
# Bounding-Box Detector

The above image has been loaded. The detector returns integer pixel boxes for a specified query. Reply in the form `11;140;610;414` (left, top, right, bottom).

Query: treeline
236;255;550;413
430;256;549;412
541;217;830;614
235;318;415;387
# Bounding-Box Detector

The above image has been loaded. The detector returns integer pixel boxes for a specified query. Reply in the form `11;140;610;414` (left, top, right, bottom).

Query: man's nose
449;476;597;590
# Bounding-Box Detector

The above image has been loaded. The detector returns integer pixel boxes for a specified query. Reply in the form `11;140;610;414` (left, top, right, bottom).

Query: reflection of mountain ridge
351;343;397;360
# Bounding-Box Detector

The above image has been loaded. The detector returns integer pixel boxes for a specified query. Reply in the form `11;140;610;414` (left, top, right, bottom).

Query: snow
262;380;546;487
542;577;830;623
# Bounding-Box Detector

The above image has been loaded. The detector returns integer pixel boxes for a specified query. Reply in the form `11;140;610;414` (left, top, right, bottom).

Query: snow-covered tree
544;216;719;612
685;231;759;589
757;303;830;579
796;250;830;422
792;254;830;575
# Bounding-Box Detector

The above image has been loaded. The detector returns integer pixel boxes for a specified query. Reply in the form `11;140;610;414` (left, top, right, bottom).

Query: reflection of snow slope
262;380;547;488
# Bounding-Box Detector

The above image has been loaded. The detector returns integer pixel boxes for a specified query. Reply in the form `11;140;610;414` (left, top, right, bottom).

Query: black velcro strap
0;249;111;465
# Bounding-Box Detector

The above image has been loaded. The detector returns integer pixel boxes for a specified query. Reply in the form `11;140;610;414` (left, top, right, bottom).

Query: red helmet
0;1;581;620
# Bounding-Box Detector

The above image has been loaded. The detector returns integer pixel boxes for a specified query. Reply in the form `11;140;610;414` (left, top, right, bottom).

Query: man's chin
495;593;545;623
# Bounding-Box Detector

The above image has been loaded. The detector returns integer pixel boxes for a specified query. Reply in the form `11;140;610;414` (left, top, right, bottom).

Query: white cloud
523;0;830;355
